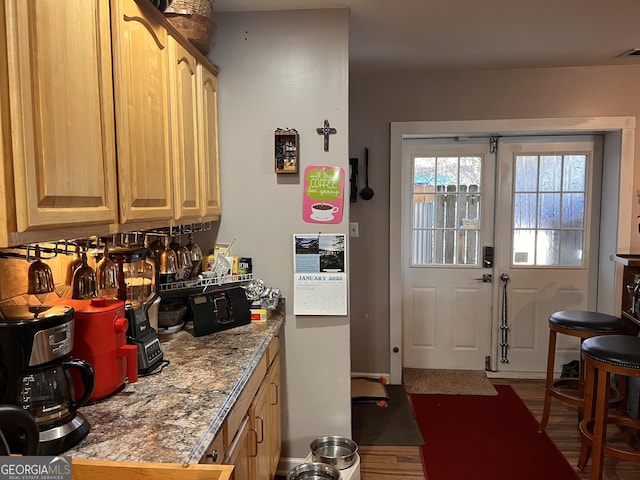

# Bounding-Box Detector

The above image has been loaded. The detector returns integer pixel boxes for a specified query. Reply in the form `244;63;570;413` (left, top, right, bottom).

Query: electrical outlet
349;222;359;238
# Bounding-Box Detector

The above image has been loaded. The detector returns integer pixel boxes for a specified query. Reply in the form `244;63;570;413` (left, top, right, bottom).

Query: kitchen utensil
56;297;138;402
360;147;374;200
27;245;55;294
310;436;358;469
0;404;39;455
72;250;98;299
96;243;119;298
109;245;163;375
157;303;187;333
286;462;340;480
0;304;94;455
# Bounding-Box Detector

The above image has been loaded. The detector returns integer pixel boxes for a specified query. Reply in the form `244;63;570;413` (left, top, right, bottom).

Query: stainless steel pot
287;462;341;480
310;436;358;470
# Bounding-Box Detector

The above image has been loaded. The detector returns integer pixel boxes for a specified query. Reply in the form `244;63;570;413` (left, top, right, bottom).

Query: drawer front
201;431;225;464
225;353;267;441
267;334;280;366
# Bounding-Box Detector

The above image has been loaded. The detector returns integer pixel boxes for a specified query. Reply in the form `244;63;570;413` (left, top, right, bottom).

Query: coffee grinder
109;245;163;375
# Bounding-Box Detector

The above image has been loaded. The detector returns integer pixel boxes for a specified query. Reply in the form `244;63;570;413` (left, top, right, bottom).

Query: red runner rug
409;385;580;479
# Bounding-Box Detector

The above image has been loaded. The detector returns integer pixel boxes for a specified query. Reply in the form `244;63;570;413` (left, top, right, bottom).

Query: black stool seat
582;335;640;370
549;311;628;333
539;310;629;433
578;334;640;479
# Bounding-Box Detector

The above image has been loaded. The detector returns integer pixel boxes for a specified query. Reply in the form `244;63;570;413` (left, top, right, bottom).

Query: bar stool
539;310;628;433
577;335;640;480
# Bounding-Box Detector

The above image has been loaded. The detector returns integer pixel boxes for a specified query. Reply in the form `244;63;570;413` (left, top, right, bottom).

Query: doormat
352;385;424;446
351;377;389;404
410;385;579;479
403;368;498;396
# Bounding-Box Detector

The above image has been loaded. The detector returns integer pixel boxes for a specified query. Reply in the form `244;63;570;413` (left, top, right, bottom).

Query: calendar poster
293;233;347;315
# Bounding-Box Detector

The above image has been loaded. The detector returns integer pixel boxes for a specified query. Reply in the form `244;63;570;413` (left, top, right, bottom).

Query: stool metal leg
539;328;557;433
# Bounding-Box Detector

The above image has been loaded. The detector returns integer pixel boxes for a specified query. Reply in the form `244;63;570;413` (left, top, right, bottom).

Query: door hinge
489;136;498;153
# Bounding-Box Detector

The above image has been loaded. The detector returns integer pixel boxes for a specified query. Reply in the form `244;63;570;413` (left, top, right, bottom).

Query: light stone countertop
66;311;284;464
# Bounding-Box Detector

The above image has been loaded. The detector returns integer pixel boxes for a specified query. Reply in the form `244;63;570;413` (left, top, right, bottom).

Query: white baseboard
350;372;391;383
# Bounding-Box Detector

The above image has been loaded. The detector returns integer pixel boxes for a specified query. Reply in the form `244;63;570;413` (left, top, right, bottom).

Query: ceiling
215;0;640;74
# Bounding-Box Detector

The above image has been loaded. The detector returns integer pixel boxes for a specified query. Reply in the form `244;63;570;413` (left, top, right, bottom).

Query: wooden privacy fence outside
413;184;480;265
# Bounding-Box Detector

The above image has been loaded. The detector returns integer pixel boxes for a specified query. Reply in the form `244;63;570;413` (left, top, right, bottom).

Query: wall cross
316;119;337;152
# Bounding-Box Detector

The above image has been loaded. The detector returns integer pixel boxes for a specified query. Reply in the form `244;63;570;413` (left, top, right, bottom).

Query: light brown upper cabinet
199;65;222;218
110;0;173;225
0;0;221;247
0;0;118;246
168;37;202;221
168;35;222;222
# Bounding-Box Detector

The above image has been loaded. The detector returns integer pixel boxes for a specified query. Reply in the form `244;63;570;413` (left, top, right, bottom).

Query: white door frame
389;117;636;384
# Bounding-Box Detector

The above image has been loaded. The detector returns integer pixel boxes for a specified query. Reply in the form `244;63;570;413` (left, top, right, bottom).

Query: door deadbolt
475;274;492;283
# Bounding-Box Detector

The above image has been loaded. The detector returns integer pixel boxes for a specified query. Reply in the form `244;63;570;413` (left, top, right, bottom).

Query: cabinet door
250;379;270;480
111;0;173;224
267;355;281;478
198;65;222;218
4;0;118;232
168;36;202;221
224;415;251;480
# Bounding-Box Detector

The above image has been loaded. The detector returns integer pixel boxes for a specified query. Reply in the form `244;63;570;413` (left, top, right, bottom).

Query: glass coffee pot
19;358;94;431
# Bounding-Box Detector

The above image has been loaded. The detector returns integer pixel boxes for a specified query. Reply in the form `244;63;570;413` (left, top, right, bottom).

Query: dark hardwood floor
358;378;640;480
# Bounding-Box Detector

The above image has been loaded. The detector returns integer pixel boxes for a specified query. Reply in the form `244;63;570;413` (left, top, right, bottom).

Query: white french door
492;136;602;374
400;135;602;373
402;138;494;369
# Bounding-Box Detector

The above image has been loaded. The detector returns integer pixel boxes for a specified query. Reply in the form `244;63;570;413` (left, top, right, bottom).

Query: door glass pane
538;193;561;228
513;193;537;228
412;155;482;265
539;155;562;191
512;153;588;266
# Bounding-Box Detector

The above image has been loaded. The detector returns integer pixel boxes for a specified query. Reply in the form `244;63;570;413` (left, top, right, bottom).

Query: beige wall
202;9;351;462
349;64;640;375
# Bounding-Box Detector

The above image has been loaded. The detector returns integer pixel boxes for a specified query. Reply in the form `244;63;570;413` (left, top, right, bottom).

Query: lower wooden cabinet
225;416;251;480
201;334;281;480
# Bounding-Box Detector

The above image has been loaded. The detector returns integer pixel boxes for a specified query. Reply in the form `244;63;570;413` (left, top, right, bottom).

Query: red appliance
55;297;138;401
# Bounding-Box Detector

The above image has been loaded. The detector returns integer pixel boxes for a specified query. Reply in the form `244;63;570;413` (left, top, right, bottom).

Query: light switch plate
349;222;359;238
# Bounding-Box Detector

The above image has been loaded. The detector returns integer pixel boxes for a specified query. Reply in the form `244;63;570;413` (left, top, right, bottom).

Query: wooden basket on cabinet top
72;458;233;480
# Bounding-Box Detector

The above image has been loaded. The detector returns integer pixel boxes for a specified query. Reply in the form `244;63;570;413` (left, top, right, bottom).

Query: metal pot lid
0;304;74;325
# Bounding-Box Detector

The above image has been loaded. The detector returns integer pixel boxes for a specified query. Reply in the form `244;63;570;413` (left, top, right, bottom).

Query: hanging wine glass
148;235;165;262
159;236;178;284
27;245;55;295
186;233;203;277
65;244;83;286
72;248;98;300
96;241;119;298
170;235;192;281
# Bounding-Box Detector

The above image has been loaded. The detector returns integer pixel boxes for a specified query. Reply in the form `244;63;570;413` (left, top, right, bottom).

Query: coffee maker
0;304;95;455
109;244;164;375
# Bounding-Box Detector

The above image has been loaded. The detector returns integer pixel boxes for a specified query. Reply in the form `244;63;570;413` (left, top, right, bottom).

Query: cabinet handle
271;382;279;406
205;450;218;463
249;428;258;457
257;416;265;444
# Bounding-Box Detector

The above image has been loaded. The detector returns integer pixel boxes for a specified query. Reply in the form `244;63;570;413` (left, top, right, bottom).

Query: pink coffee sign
303;166;345;224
